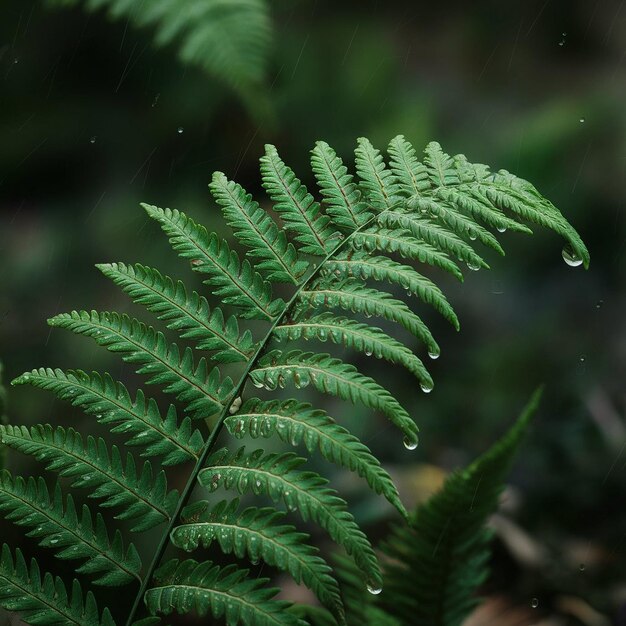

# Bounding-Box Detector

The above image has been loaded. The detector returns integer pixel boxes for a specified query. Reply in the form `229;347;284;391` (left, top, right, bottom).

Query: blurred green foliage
0;0;625;622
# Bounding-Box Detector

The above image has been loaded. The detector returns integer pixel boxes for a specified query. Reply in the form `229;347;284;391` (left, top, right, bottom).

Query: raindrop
428;350;440;360
420;382;433;394
579;563;585;572
579;355;585;363
468;231;477;241
90;136;97;144
255;480;262;488
467;261;480;272
595;299;604;309
177;126;184;134
579;118;585;123
366;584;382;595
558;32;567;46
13;57;19;64
562;245;583;267
364;349;373;357
496;226;507;233
403;436;418;451
531;598;539;609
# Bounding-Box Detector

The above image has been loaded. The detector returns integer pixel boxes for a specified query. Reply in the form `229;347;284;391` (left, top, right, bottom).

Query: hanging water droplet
468;231;477;241
428;350;440;360
366;584;382;595
177;126;184;134
467;261;480;272
579;118;585;123
596;299;604;309
579;563;585;572
255;480;262;488
90;136;97;144
364;348;373;357
531;597;539;609
420;382;433;394
403;436;418;451
579;355;585;363
562;245;583;267
496;225;507;233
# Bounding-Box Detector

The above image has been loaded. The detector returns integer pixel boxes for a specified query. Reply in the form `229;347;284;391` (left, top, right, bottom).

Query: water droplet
579;355;585;363
403;436;418;451
364;348;373;357
531;597;539;609
428;350;440;360
596;299;604;309
90;136;97;144
177;126;184;134
579;118;585;123
252;380;264;389
579;563;585;572
13;57;19;65
496;225;507;233
420;382;433;394
366;584;382;595
468;231;477;241
255;480;262;488
562;245;583;267
467;261;480;272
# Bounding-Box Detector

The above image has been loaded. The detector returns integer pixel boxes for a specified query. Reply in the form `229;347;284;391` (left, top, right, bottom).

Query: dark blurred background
0;1;625;624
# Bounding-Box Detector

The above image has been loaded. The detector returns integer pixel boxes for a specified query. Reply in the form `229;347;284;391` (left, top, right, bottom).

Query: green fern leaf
48;0;272;100
379;210;488;271
273;313;432;385
0;472;140;586
322;254;459;329
387;135;431;196
13;368;203;466
311;141;373;230
378;389;543;626
97;262;256;362
200;447;382;589
251;350;419;446
48;311;232;420
0;545;115;625
143;204;283;319
0;424;176;531
299;279;440;358
352;226;463;280
223;398;405;515
355;137;402;211
171;498;343;619
145;558;304;625
210;172;309;283
260;145;338;255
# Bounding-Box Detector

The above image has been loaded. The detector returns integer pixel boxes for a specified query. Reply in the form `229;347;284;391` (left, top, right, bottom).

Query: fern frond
13;368;203;466
145;558;304;625
223;398;405;515
143;205;283;320
351;226;463;280
379;210;488;270
0;424;176;531
273;313;432;384
299;279;440;358
171;499;343;619
260;145;338;255
251;350;420;446
97;262;256;362
0;545;115;625
387;135;430;196
48;0;272;99
311;141;373;230
378;389;543;626
200;447;382;589
48;311;232;420
210;172;309;283
323;254;459;329
0;472;141;586
354;138;401;211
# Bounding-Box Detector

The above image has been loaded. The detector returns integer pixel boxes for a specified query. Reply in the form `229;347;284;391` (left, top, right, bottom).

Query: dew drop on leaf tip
366;583;382;595
90;136;97;144
177;126;184;134
531;597;539;609
420;382;433;394
561;245;583;267
403;436;418;451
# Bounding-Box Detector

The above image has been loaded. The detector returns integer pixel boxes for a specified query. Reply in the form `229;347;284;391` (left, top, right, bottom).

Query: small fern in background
326;389;542;626
47;0;272;108
0;136;587;624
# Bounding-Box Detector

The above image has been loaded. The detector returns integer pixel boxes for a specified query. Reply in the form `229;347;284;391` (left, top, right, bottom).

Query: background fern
46;0;272;111
0;136;587;624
